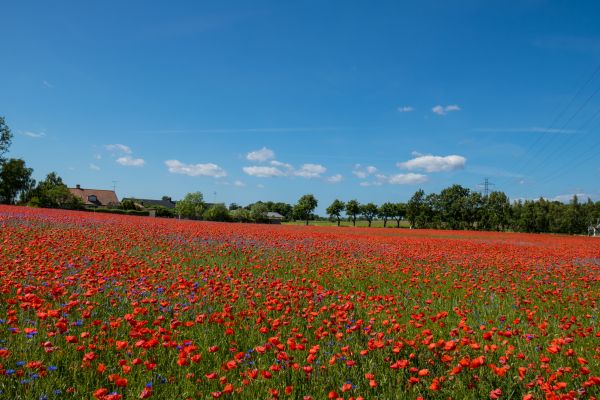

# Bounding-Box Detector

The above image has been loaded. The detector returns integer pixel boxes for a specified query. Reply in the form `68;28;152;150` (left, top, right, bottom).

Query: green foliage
0;116;12;164
249;202;269;223
27;172;83;209
121;199;138;210
345;199;360;226
175;192;205;219
294;194;318;225
360;202;378;227
230;207;251;222
378;202;395;227
326;199;345;226
407;189;424;228
0;158;34;204
204;204;231;222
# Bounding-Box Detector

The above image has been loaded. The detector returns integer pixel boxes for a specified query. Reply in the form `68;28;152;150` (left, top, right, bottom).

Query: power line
496;61;600;188
477;177;495;197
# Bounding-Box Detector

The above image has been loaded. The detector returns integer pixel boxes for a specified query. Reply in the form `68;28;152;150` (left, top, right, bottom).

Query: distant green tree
345;199;360;226
27;172;83;209
482;191;510;231
392;203;406;228
230;207;251;222
121;199;137;210
228;202;241;211
250;202;269;223
0;117;12;164
294;194;318;225
438;184;471;229
360;203;378;227
204;204;230;222
378;202;396;227
0;158;34;204
326;199;345;226
175;192;205;219
407;189;425;228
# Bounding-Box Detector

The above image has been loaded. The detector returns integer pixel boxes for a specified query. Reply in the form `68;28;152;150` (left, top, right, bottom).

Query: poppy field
0;206;599;400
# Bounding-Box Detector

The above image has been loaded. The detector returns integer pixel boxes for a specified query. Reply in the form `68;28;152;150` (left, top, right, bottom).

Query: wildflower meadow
0;205;598;399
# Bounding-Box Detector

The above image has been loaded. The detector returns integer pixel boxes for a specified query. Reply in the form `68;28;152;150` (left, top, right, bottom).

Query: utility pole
478;178;495;197
112;180;118;192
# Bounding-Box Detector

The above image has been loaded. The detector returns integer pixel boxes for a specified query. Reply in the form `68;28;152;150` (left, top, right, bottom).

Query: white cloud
165;159;226;177
246;147;275;162
89;163;100;171
398;106;414;113
116;156;146;167
388;173;428;184
270;160;294;170
233;180;246;187
294;163;327;178
257;184;265;189
243;166;286;178
327;174;343;183
105;144;132;154
432;104;461;115
21;131;46;138
352;164;378;179
398;154;466;172
94;154;102;160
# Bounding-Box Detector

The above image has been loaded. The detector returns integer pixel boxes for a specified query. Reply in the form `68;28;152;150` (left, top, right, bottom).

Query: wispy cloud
294;163;327;178
397;106;414;113
233;180;246;187
116;156;146;167
246;147;275;162
105;144;132;154
432;104;460;115
165;160;226;177
89;163;100;171
327;174;343;183
352;164;378;179
42;80;54;88
242;166;287;178
388;173;428;184
398;154;466;172
21;131;46;138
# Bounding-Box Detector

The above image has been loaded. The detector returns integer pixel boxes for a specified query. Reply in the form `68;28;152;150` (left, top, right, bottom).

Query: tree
27;172;83;209
361;203;378;227
250;202;269;223
481;191;510;231
204;204;231;222
175;192;205;219
379;202;396;227
0;159;34;204
438;184;470;230
345;199;360;226
326;199;345;226
230;207;251;223
294;194;318;225
0;117;12;164
407;189;425;228
392;203;406;228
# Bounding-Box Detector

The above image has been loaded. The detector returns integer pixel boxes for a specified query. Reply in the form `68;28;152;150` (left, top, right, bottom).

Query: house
122;196;177;210
266;211;284;224
69;184;119;207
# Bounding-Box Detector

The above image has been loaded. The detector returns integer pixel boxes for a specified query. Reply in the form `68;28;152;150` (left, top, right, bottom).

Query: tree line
2;116;598;234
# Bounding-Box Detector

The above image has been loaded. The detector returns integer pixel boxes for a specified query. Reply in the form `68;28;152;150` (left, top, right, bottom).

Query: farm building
266;211;284;224
69;184;119;207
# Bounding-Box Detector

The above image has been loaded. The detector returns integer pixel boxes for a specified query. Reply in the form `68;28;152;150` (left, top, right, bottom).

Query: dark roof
69;187;119;207
122;197;177;209
266;212;284;219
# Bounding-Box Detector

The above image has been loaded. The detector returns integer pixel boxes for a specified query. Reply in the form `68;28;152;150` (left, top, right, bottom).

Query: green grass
284;219;411;228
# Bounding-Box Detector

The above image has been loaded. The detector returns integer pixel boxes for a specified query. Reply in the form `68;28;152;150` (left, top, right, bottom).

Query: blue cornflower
16;361;25;366
5;369;15;375
48;365;57;371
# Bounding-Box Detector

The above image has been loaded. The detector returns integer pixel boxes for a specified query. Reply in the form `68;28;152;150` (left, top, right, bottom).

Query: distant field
284;219;411;228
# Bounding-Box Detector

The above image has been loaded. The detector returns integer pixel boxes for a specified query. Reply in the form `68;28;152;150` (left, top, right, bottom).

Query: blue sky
2;1;600;212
